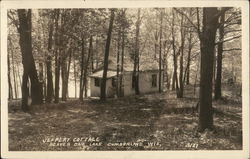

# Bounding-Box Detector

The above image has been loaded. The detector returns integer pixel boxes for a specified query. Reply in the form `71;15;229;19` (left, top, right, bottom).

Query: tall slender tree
79;35;86;101
158;9;163;93
100;9;115;100
8;53;13;100
214;11;226;100
46;17;54;103
177;14;186;98
54;10;61;103
119;9;127;97
83;35;93;98
171;10;179;91
185;28;193;85
132;9;141;95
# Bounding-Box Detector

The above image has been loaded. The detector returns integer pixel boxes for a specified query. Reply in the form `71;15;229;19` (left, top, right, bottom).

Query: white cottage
89;59;163;98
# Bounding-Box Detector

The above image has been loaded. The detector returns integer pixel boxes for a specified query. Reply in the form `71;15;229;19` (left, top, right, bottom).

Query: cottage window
94;78;100;87
152;74;157;87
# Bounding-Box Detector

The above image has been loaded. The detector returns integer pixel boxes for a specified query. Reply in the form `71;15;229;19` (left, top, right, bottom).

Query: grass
8;84;242;151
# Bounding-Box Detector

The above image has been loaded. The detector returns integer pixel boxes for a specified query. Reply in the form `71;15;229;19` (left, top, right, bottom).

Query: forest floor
8;84;242;151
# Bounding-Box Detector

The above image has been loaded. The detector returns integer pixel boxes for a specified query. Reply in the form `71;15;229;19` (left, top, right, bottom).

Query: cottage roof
89;70;118;79
94;56;159;73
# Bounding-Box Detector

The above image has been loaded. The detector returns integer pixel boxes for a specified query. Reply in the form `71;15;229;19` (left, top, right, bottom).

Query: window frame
94;78;100;87
152;74;157;87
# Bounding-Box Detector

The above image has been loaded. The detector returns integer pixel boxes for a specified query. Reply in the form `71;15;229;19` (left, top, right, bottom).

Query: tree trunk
79;35;85;101
11;45;18;99
46;20;54;103
178;47;184;98
16;61;22;89
54;47;61;103
120;14;126;97
214;12;225;100
21;70;29;112
8;53;13;100
158;10;163;93
66;49;72;98
198;8;220;132
154;11;158;60
61;55;67;101
186;30;192;85
79;36;85;100
38;63;44;99
54;10;60;103
100;10;115;100
46;56;53;102
172;69;175;90
83;35;93;98
73;54;77;98
193;63;199;97
177;14;185;98
133;9;141;95
116;27;121;97
17;9;43;111
54;50;61;103
171;10;178;91
95;37;99;69
173;50;179;91
162;40;169;90
61;47;71;101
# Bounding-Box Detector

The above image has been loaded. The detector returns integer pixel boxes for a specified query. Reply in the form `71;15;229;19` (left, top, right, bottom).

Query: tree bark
186;30;193;85
46;56;53;102
60;54;68;101
54;51;61;103
120;11;126;97
38;63;44;99
79;35;85;101
163;40;170;90
8;38;18;99
11;43;18;99
66;49;72;98
214;11;225;100
83;35;93;98
177;14;186;98
73;54;77;98
17;9;43;111
171;10;179;91
198;8;220;132
54;10;60;103
8;53;13;100
46;19;54;103
158;10;163;93
133;9;141;95
100;9;115;100
116;27;121;97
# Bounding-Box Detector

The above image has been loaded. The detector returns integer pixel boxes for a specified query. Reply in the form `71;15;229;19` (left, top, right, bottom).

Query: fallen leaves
8;87;242;151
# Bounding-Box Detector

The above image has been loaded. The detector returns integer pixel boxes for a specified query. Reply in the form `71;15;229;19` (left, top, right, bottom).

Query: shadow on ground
8;87;242;151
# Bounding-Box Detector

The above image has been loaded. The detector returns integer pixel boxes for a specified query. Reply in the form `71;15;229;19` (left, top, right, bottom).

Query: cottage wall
90;70;163;97
123;70;163;96
123;72;135;96
90;78;115;97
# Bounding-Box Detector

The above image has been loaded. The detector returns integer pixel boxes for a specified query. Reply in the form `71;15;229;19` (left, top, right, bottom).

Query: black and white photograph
1;0;249;158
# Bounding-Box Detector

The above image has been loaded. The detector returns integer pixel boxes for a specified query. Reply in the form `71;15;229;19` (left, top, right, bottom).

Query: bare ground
8;85;242;151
